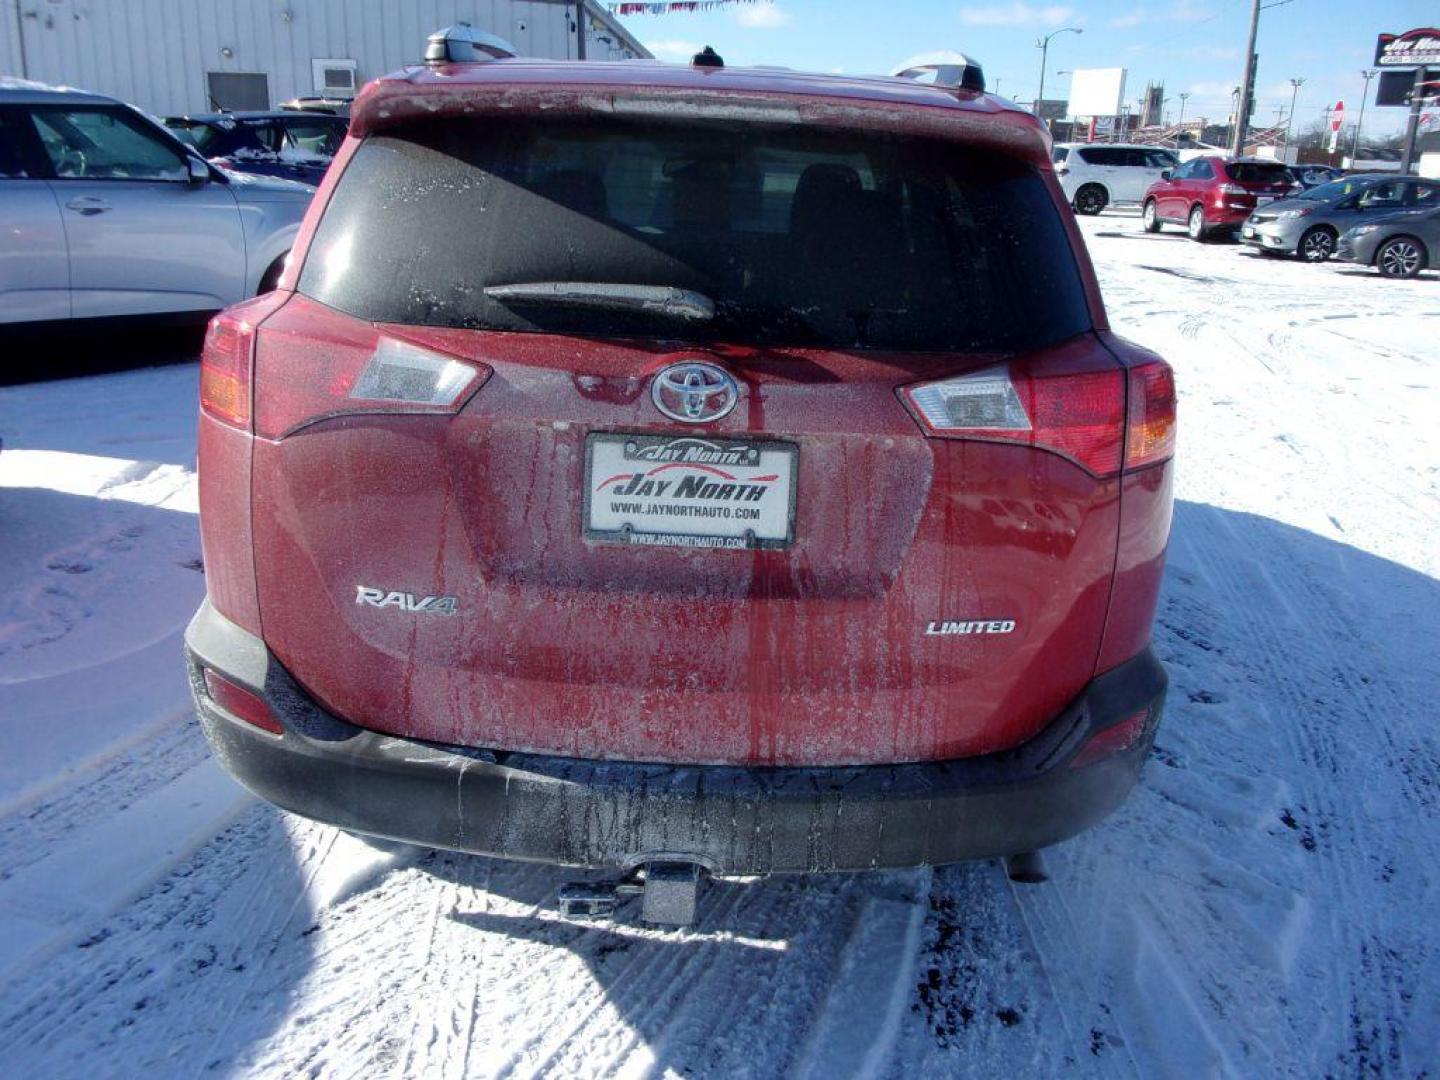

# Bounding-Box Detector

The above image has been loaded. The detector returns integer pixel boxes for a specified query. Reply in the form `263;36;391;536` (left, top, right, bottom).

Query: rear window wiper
483;282;715;322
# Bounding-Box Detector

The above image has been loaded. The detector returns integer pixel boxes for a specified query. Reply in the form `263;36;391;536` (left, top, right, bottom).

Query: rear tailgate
249;94;1123;768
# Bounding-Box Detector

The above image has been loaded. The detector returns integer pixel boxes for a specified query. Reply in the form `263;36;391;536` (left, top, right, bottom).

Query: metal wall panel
3;0;647;116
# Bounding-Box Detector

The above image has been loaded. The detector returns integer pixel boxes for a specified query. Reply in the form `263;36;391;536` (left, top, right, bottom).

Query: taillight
1124;360;1176;470
349;338;483;407
902;357;1175;478
204;668;283;735
200;293;289;430
901;363;1126;477
253;300;490;439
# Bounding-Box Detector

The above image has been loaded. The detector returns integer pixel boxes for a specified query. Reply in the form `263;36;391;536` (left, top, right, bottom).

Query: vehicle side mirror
186;156;211;184
1160;169;1172;181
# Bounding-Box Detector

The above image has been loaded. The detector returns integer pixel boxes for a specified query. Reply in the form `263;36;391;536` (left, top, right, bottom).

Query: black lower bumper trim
185;600;1166;875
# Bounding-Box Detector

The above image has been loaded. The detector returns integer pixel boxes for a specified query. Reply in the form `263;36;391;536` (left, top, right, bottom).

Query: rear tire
1298;226;1337;263
1375;236;1426;279
1073;185;1108;216
1187;205;1208;242
1142;199;1162;233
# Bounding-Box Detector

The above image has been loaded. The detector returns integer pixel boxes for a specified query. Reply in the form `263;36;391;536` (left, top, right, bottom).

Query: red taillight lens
1069;708;1150;769
1125;360;1176;470
200;293;289;430
901;363;1126;477
253;300;491;439
203;668;283;735
903;357;1175;479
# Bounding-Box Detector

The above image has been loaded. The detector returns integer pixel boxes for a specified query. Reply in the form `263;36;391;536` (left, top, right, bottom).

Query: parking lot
0;210;1436;1076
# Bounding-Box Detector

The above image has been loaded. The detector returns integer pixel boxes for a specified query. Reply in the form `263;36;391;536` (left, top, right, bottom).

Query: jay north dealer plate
583;434;798;550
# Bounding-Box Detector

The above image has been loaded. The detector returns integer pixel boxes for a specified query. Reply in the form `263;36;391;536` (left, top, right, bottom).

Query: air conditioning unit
311;58;359;99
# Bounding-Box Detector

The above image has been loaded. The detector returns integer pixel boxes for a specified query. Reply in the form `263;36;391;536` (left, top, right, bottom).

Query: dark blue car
164;111;346;186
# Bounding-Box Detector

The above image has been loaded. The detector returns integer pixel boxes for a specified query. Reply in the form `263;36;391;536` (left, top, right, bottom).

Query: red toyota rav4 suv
186;35;1175;922
1142;154;1295;241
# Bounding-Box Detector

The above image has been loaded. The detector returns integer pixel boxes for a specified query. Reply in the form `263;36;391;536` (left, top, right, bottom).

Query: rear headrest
790;163;863;236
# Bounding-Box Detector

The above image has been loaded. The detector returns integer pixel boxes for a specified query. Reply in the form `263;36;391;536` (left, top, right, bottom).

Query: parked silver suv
0;79;312;328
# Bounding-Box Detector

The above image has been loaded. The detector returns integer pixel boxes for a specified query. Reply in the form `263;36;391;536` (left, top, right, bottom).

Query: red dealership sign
1375;28;1440;68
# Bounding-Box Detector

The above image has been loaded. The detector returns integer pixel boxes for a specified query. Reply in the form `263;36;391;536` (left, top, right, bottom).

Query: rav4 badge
355;585;458;616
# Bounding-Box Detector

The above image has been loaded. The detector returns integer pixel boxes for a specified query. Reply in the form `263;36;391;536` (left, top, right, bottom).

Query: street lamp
1177;91;1191;129
1284;77;1304;155
1036;26;1082;121
1350;69;1377;164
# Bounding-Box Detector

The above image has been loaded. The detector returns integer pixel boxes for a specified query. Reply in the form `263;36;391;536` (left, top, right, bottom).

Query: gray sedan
1336;206;1440;279
1;79;313;329
1240;174;1440;262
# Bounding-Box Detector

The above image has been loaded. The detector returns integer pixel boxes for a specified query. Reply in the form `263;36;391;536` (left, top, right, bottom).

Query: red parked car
186;33;1175;923
1142;155;1296;241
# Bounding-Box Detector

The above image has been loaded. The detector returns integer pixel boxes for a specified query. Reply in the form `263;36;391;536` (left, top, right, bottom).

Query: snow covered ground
1;215;1437;1077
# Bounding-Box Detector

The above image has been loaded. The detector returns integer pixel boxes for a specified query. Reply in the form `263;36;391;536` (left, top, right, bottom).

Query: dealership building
1;0;650;116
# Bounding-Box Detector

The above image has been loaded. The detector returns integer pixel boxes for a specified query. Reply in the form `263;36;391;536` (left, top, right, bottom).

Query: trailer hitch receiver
558;862;704;926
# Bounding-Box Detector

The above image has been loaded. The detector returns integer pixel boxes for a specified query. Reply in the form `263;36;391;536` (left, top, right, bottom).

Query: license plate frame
583;433;799;550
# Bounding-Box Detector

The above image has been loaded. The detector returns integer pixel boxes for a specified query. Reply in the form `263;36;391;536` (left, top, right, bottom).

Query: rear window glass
1225;162;1292;184
300;119;1090;352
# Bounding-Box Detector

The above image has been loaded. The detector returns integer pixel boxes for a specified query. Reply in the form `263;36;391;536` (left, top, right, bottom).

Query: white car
1053;143;1179;215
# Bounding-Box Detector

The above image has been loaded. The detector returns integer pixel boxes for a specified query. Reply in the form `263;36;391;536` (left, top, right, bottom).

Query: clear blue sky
616;0;1435;136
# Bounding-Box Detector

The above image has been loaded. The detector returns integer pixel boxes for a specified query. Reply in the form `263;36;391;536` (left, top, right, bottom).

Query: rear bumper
1208;206;1251;229
186;600;1167;875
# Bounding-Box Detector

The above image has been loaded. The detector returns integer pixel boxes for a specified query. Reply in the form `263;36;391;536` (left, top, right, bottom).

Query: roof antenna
690;46;724;69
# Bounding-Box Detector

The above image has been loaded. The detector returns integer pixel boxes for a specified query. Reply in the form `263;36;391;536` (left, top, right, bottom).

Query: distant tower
1140;82;1165;127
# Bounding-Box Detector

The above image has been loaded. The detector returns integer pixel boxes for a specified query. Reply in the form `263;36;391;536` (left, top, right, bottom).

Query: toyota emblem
650;362;739;424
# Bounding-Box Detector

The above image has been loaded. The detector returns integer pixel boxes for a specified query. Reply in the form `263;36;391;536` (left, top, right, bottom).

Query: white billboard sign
1069;68;1127;118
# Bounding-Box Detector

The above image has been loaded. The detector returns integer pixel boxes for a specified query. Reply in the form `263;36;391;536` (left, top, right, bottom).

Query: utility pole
574;0;587;60
1035;26;1082;127
1400;65;1430;174
1349;69;1376;164
1284;77;1304;157
1230;0;1262;155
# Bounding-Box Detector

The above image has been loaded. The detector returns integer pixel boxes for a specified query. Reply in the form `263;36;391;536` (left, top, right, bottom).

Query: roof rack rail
425;22;519;66
890;51;986;94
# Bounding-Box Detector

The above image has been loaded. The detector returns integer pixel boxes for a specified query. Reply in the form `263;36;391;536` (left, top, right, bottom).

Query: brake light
901;363;1125;477
200;293;289;430
204;668;283;735
251;298;491;439
1124;360;1176;470
1217;183;1247;196
902;357;1174;478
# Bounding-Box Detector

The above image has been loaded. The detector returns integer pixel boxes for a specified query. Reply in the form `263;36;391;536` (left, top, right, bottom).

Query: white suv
1053;143;1179;215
